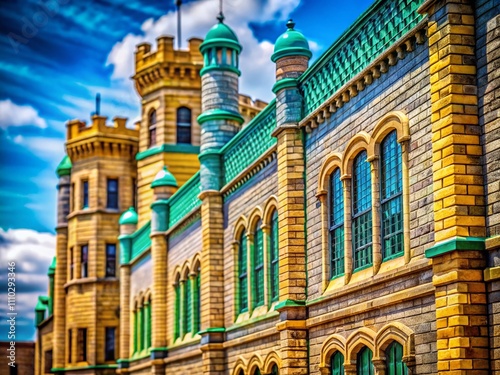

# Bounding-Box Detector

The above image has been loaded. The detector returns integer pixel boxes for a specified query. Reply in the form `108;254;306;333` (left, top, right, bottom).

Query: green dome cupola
56;155;72;177
271;19;312;62
119;207;138;225
200;13;242;76
151;166;178;188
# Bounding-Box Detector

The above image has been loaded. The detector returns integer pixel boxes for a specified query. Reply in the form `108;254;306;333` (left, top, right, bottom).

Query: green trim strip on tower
136;144;200;161
200;65;241;77
274;299;306;311
197;109;244;125
52;365;118;372
272;78;298;94
424;237;486;259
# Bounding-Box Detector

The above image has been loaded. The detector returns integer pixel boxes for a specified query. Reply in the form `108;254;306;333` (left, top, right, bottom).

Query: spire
217;0;224;23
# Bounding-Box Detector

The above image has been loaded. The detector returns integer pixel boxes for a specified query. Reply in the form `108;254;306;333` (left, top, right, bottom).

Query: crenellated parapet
65;115;139;162
133;36;204;97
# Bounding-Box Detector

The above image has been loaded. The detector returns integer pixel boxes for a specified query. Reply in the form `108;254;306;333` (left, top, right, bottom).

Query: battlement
238;94;268;124
134;36;204;97
66;115;140;142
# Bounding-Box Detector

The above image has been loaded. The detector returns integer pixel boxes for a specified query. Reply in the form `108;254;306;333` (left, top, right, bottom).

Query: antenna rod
96;93;101;116
176;0;182;49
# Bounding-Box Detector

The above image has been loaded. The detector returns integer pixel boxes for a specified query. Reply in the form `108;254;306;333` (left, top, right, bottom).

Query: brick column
52;226;67;369
119;264;131;360
151;233;167;350
199;191;225;375
419;1;489;374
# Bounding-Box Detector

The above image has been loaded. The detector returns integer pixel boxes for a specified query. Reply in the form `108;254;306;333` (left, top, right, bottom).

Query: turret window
105;244;116;277
81;245;88;278
148;109;157;147
82;180;89;209
106;178;118;209
104;327;116;361
176;107;192;144
77;328;87;362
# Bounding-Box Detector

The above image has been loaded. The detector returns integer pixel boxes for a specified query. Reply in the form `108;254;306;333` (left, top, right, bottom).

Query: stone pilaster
119;264;131;361
150;233;168;352
52;226;67;369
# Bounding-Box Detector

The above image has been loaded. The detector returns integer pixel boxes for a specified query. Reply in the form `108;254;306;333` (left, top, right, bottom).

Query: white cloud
0;99;47;129
0;229;56;340
106;0;302;102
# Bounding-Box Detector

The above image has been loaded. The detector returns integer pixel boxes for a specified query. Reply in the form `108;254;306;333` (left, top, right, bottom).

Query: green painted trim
136;143;200;161
56;155;72;177
272;78;298;94
200;65;241;77
274;299;306;311
52;365;118;372
271;47;312;63
150;199;169;208
383;251;404;262
227;309;279;332
200;40;241;54
197;109;244;125
353;263;373;273
150;347;168;352
198;327;226;335
425;237;486;259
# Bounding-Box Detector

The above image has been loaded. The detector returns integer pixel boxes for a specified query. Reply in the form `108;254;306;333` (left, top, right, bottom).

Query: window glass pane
174;284;180;339
177;107;192;144
195;271;201;333
105;327;115;361
357;347;374;375
81;245;88;278
106;244;116;277
330;168;344;278
331;351;344;375
82;181;89;209
149;110;157;147
68;329;72;363
352;152;373;270
380;131;403;259
184;277;192;335
239;231;248;312
107;179;118;209
254;220;264;307
386;342;408;375
271;365;279;375
270;210;279;301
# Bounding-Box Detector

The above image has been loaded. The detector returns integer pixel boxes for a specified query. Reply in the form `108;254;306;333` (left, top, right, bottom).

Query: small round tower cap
47;257;57;276
271;19;312;62
119;207;138;225
151;166;178;188
200;12;242;54
56;155;72;177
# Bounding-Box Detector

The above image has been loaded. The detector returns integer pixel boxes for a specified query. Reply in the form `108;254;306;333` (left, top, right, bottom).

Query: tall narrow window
253;220;264;307
194;271;201;333
271;365;279;375
270;210;279;302
184;276;192;336
174;281;181;339
68;329;72;363
132;178;137;210
105;327;115;361
81;245;88;278
133;307;138;353
70;183;75;212
69;247;74;280
148;110;157;147
44;350;53;373
380;131;403;260
352;151;372;270
330;168;345;278
331;351;344;375
77;328;87;362
176;107;192;144
238;231;248;313
105;244;116;277
357;347;374;375
140;303;146;350
106;178;119;209
82;180;89;209
146;301;152;348
386;342;407;375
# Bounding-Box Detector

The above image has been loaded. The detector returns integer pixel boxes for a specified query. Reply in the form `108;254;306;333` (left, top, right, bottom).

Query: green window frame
174;282;181;339
271;364;279;375
270;210;279;302
140;305;146;351
386;342;407;375
146;301;152;349
238;231;248;313
331;351;344;375
184;276;192;336
357;347;374;375
253;220;265;307
330;168;345;278
380;131;403;260
194;272;201;333
352;151;373;270
133;309;138;353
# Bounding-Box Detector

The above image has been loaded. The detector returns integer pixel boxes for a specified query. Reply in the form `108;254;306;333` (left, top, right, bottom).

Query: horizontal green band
272;78;298;94
136;144;200;161
197;109;244;125
200;65;241;77
425;236;486;259
274;299;306;311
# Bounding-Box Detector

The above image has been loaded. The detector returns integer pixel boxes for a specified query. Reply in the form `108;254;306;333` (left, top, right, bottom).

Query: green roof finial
119;207;138;225
217;11;224;23
271;19;312;62
56;155;72;177
286;19;295;30
151;166;178;188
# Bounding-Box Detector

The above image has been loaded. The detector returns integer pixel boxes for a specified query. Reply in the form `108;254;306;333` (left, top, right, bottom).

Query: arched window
253;368;261;375
194;265;201;334
380;131;403;260
133;302;139;354
177;107;192;144
331;351;344;375
238;230;248;313
148;109;157;147
357;347;374;375
386;342;407;375
352;151;372;271
183;270;192;336
270;210;279;302
271;364;279;375
253;219;265;307
330;168;344;278
174;275;181;340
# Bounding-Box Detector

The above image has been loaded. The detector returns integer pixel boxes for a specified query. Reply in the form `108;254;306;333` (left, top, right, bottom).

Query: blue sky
0;0;374;341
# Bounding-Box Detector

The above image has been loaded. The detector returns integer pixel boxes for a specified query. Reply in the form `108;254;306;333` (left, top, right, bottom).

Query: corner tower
133;36;204;226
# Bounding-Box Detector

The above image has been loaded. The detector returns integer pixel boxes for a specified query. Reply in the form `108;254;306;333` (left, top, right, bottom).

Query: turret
198;13;244;191
150;166;178;232
56;155;72;225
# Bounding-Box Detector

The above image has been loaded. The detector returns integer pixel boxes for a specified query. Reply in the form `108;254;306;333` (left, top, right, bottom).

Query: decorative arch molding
345;327;377;364
232;358;247;375
247;206;264;232
262;196;278;226
143;289;152;303
368;111;410;157
374;322;415;362
317;152;343;194
180;260;191;281
171;265;182;285
247;353;264;375
191;253;202;271
233;216;248;242
319;334;347;373
342;131;372;174
262;351;281;375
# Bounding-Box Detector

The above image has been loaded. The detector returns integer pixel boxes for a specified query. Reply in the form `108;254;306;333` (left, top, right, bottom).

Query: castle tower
197;13;244;375
133;36;204;226
59;116;138;375
271;20;312;375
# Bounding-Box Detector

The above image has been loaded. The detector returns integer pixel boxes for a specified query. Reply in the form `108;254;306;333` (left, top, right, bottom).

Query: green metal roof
35;296;49;311
271;20;311;62
168;172;202;227
56;155;72;177
47;256;56;276
151;166;178;188
119;207;138;225
130;221;151;262
200;14;241;54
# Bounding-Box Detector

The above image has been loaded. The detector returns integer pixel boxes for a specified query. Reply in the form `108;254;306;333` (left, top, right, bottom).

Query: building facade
35;0;500;375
